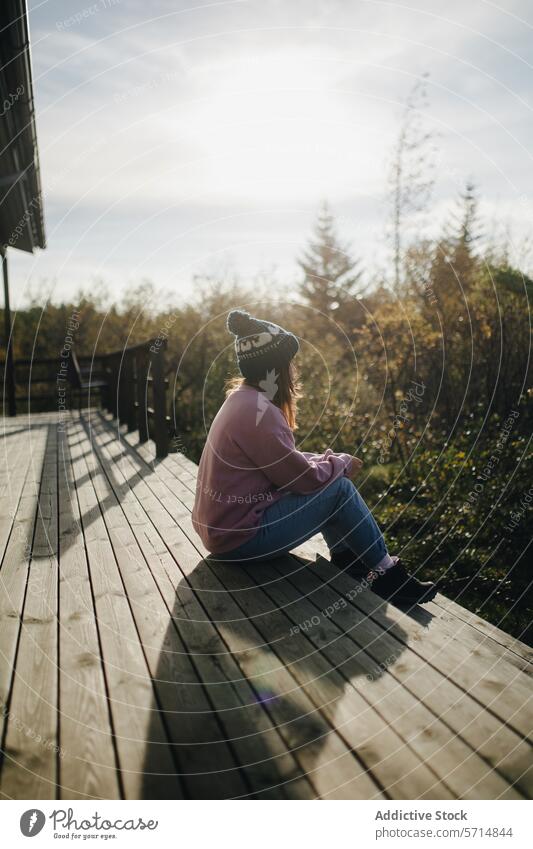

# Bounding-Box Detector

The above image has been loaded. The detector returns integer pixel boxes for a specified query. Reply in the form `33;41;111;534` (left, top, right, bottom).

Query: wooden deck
0;410;531;800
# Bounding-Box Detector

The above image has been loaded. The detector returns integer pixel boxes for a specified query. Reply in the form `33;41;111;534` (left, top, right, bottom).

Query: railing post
110;353;120;420
150;339;168;458
121;351;137;432
100;357;109;411
1;247;16;416
136;348;149;443
103;355;114;413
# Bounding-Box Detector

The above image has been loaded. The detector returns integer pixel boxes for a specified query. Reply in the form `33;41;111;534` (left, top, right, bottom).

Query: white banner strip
2;799;531;848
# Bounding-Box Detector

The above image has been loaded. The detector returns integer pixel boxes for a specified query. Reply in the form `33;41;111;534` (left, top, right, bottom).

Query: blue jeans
215;476;387;568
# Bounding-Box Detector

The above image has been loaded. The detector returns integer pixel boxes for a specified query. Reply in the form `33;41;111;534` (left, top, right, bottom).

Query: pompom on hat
226;309;299;380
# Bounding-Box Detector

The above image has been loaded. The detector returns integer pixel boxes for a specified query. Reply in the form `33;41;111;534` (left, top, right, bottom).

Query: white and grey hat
226;309;299;380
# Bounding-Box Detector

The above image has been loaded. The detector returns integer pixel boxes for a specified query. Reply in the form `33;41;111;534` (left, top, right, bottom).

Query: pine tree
298;202;363;319
438;182;481;297
423;184;482;421
450;181;480;264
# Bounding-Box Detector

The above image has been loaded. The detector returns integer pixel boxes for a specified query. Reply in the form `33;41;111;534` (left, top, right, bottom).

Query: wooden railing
1;337;170;458
0;353;108;413
102;337;169;458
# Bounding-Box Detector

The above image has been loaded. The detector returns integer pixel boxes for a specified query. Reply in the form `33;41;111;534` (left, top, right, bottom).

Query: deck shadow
141;556;408;799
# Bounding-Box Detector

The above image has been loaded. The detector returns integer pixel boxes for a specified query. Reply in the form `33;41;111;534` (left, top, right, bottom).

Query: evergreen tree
449;181;480;268
434;182;481;302
298;202;363;320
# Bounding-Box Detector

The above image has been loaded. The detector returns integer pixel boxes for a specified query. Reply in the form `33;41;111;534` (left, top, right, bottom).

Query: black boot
330;549;368;579
368;559;438;606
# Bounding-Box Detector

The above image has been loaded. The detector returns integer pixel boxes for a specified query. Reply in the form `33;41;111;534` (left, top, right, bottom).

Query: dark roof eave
0;0;45;253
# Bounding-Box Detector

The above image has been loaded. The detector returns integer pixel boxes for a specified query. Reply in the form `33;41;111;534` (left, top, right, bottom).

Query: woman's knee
330;475;356;497
327;476;362;515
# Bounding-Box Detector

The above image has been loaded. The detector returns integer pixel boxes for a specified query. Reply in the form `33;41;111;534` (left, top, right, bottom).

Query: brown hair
225;360;301;430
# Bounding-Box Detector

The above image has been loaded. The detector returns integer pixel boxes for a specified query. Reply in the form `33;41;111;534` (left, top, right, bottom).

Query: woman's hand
347;456;364;480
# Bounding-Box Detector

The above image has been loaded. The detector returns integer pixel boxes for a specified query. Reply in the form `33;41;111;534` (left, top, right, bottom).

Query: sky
10;0;533;307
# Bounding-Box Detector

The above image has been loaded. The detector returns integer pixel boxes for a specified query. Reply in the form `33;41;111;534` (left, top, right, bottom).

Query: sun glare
177;49;384;204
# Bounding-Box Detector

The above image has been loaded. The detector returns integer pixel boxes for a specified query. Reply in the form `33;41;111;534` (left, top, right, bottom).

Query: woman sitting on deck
191;309;437;606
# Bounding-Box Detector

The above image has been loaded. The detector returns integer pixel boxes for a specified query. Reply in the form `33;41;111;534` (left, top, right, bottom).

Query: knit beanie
226;309;300;381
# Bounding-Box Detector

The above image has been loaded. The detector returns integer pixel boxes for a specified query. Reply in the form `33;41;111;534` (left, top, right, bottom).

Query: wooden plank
56;424;121;799
305;555;533;795
182;561;384;799
100;415;533;797
212;556;458;800
88;419;316;799
91;413;383;799
88;412;320;798
67;418;181;800
125;425;533;798
113;422;456;799
0;425;28;483
0;427;48;775
158;444;533;736
75;417;250;800
293;531;533;682
432;594;533;666
0;428;36;561
425;596;532;680
0;425;59;799
296;548;533;742
262;556;525;799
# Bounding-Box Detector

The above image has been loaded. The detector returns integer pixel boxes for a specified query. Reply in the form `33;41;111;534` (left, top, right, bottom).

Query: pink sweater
191;384;353;554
